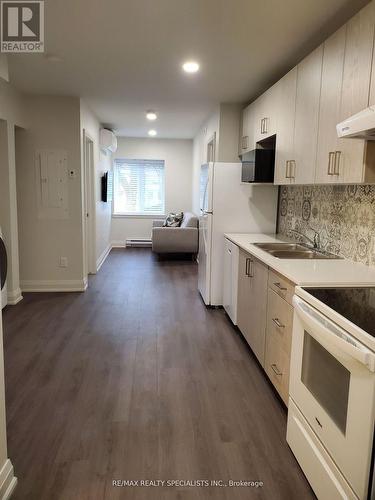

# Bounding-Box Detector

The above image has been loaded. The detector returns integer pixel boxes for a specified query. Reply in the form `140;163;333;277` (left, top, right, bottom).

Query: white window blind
113;159;165;216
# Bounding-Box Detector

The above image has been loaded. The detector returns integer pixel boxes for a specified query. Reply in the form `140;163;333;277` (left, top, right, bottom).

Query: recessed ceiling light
148;129;157;137
182;61;200;73
146;111;157;121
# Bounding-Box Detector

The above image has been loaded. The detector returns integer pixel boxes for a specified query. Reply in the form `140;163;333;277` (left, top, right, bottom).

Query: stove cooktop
304;287;375;338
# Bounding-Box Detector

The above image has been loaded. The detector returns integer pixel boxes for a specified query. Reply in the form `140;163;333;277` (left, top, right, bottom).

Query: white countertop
224;233;375;286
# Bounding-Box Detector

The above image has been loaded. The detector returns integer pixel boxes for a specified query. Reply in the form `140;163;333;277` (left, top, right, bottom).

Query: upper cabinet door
274;68;297;185
254;85;278;143
315;26;346;184
292;45;323;185
340;2;375;183
240;101;256;153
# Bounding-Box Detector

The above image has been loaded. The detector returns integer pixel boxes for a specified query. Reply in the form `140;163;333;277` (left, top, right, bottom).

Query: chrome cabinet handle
271;364;283;376
260;118;264;134
263;117;268;134
245;258;250;276
285;161;290;178
273;282;287;291
327;152;335;175
290;160;296;179
272;318;285;328
334;151;341;175
249;259;254;277
242;136;248;150
245;258;254;277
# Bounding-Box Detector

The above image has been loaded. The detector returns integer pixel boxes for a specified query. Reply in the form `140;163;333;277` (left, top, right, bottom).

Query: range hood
337;106;375;140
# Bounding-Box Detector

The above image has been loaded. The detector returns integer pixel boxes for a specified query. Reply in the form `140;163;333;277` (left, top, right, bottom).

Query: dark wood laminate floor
2;249;314;500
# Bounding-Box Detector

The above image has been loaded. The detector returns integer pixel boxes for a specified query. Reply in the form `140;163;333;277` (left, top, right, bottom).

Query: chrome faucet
290;228;321;249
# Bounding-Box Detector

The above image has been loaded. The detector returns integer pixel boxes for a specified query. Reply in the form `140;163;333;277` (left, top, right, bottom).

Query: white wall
79;101;112;271
16;96;85;290
111;137;193;244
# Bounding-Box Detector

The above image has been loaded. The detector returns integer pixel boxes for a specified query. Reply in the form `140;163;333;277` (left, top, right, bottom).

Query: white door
83;133;96;278
198;212;212;305
290;296;375;499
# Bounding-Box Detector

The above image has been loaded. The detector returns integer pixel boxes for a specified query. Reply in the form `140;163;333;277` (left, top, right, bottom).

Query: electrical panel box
35;150;69;219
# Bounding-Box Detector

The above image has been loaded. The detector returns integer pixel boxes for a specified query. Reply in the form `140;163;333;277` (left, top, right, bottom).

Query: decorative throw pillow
163;212;184;227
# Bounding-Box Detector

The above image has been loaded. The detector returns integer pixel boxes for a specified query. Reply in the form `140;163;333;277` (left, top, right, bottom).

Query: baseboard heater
125;238;152;248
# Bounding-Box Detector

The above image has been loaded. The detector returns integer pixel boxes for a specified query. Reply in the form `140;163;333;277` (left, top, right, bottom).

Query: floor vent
126;238;152;248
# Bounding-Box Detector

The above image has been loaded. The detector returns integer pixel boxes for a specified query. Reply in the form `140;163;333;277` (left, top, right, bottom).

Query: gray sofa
152;212;199;254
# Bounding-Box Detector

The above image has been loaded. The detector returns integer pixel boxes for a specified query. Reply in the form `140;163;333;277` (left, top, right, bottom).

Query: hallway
2;249;314;500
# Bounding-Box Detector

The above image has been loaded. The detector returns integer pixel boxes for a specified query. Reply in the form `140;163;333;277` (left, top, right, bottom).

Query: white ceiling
8;0;369;138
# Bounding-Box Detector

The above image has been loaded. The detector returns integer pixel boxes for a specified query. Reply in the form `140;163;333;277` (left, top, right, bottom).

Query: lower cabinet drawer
266;288;293;354
265;325;291;406
268;269;295;305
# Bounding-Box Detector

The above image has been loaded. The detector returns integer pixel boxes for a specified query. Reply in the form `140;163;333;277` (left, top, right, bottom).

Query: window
113;159;165;216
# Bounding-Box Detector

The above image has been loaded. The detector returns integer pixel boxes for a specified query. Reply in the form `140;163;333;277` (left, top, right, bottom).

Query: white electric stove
287;286;375;500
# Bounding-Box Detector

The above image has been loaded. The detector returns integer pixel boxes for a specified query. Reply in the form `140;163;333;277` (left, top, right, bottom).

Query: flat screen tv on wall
101;171;113;202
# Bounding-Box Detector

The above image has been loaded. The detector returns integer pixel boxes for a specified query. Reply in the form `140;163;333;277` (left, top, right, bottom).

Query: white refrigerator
198;162;278;306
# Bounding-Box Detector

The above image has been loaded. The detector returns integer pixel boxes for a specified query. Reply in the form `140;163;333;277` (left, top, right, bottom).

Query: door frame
82;130;96;277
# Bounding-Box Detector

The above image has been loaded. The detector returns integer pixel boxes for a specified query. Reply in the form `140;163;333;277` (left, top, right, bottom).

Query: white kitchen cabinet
264;272;295;406
273;68;297;185
240;101;257;154
240;83;279;155
339;1;375;183
239;1;375;186
316;4;375;184
223;238;239;325
290;45;323;185
237;249;268;366
254;85;278;143
315;26;346;184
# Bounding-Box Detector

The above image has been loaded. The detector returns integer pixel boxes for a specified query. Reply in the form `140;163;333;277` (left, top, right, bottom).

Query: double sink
253;242;342;260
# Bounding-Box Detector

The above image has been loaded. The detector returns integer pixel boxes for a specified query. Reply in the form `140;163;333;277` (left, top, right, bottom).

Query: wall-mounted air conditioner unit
100;129;118;153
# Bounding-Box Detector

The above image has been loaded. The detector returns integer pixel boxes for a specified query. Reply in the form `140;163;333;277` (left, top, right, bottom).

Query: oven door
290;296;375;499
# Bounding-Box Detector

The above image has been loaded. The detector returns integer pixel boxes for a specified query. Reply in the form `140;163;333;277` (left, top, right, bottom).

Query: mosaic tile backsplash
277;185;375;267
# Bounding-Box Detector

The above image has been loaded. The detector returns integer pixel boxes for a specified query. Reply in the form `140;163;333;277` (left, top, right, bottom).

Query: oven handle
293;296;375;373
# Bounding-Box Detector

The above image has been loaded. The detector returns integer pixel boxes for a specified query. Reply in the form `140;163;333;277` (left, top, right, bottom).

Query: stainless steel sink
253;242;342;260
254;242;308;252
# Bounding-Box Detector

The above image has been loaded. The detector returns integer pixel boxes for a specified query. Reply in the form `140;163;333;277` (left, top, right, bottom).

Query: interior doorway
83;132;96;278
207;132;216;162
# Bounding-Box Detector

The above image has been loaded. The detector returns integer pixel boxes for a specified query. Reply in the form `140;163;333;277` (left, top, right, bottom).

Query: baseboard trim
20;279;87;292
7;288;23;305
0;459;17;500
96;244;111;272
